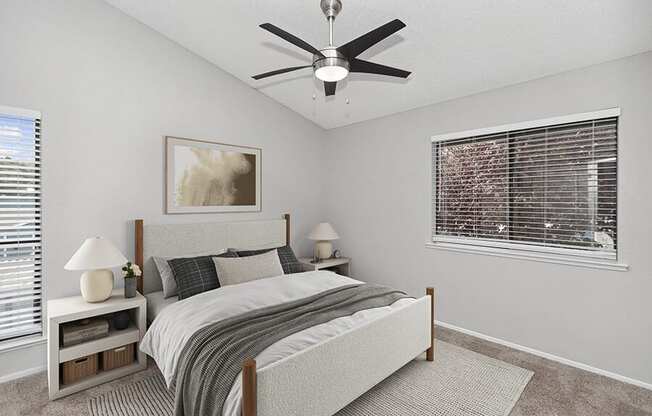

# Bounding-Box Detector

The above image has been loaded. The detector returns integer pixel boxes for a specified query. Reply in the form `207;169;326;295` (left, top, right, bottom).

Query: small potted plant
121;262;141;298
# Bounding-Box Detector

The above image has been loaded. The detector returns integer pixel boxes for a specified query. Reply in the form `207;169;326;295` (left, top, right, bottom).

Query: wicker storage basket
101;343;135;371
61;354;98;385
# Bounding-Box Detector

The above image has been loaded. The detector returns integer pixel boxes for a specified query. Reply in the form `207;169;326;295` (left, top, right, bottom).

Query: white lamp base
315;241;333;260
80;269;114;303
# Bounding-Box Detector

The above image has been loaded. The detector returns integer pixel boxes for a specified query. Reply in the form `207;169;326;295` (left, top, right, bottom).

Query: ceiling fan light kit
252;0;411;97
314;47;349;82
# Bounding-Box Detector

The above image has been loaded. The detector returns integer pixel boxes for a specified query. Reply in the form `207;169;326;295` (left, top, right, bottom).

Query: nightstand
299;257;351;276
46;289;147;400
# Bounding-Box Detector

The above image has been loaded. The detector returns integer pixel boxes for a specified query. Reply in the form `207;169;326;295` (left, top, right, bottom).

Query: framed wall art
166;136;261;213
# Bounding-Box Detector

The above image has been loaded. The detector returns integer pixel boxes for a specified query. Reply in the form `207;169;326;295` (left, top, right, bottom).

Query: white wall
0;0;326;379
324;52;652;385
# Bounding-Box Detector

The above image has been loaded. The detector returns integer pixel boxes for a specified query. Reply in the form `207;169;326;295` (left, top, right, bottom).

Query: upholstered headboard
134;214;290;294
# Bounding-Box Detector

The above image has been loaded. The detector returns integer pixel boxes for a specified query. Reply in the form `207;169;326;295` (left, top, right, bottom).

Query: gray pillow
153;256;177;298
213;250;284;287
153;250;231;298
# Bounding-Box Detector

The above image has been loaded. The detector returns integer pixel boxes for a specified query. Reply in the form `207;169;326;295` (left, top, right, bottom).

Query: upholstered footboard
242;288;435;416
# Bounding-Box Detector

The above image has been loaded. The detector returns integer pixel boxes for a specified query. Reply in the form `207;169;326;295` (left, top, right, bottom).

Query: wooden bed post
426;287;435;362
242;359;257;416
135;219;144;294
283;213;290;246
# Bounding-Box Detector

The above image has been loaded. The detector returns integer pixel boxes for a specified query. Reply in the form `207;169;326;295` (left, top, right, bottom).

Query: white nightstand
299;257;351;276
46;289;147;400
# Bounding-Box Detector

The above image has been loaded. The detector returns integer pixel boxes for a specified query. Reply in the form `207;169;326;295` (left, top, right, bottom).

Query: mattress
140;271;415;416
144;291;178;323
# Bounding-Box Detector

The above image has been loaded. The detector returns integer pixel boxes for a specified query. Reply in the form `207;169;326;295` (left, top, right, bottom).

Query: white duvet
140;270;414;416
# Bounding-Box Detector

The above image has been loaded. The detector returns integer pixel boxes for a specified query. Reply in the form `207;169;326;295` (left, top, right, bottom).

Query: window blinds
432;116;617;259
0;111;42;342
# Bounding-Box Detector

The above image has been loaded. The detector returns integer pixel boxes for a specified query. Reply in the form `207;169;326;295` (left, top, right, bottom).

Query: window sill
0;335;46;353
425;242;629;272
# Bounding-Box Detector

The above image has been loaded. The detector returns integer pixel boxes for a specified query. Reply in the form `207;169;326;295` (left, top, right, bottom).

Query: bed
134;214;434;416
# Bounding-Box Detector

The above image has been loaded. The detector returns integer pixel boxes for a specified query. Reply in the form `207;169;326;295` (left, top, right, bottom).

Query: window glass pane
433;116;617;257
0;112;42;342
435;136;509;240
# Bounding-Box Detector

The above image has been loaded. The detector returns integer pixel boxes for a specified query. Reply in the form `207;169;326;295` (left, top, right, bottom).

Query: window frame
0;105;46;348
427;108;628;271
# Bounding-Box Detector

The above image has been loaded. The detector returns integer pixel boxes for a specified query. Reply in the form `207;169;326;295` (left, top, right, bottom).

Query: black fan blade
324;81;337;96
260;23;325;58
349;59;411;78
252;65;312;80
337;19;406;58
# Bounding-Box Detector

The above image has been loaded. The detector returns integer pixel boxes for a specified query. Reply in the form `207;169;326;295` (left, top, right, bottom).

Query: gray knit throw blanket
174;283;408;416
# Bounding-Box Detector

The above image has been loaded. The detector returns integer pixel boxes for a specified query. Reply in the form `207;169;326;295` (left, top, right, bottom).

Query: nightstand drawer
102;343;135;371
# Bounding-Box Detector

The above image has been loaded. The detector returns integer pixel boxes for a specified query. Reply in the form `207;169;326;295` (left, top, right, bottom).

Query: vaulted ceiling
104;0;652;129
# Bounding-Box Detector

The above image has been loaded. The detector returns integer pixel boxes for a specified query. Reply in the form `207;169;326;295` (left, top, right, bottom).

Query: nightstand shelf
58;323;139;362
57;362;143;398
47;289;147;400
299;257;351;276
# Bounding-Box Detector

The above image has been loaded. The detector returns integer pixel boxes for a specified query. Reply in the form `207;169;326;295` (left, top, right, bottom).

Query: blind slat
438;162;617;175
0;306;41;319
438;145;618;161
0;312;41;325
0;325;42;340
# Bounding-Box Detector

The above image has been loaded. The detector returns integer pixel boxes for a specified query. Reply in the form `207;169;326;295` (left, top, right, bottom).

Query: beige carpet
88;341;532;416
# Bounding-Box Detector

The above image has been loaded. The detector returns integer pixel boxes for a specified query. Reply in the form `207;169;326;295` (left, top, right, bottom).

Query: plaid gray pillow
236;245;303;274
168;252;238;300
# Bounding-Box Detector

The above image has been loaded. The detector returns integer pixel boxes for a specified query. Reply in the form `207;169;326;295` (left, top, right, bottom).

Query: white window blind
0;109;42;342
432;113;618;261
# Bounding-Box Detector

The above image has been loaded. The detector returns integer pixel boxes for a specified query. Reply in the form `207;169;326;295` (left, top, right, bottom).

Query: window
431;109;621;268
0;106;42;342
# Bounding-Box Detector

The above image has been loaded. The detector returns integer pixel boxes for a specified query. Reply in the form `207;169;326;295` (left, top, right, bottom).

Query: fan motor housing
313;47;349;72
320;0;342;19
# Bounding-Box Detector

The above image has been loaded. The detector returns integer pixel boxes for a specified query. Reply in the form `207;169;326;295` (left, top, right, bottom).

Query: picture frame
165;136;261;213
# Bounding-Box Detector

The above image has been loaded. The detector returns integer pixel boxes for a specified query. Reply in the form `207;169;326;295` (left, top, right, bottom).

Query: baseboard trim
0;365;45;385
435;320;652;391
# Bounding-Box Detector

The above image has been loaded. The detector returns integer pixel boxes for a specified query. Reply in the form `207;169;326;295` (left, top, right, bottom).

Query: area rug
88;341;533;416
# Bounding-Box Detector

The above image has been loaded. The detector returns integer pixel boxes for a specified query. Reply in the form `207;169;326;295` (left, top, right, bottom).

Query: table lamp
64;237;128;303
308;222;339;260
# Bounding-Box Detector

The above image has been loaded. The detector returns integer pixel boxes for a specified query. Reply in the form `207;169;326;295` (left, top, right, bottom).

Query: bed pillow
236;245;303;274
168;252;237;300
152;256;178;299
213;250;284;287
153;250;230;299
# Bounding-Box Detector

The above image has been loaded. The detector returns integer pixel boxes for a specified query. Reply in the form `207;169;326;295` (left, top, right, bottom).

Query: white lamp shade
64;237;128;271
308;222;339;241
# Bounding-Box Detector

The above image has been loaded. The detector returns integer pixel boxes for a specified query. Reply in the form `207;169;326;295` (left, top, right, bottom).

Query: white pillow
213;249;284;287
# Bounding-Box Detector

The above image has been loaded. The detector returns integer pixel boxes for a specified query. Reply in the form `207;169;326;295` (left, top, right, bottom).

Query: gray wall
324;52;652;385
0;0;326;379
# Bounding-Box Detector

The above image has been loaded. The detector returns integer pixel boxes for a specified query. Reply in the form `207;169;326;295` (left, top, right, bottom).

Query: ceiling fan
252;0;411;97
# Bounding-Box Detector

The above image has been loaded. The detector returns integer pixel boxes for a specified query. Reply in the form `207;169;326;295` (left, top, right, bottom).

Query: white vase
80;269;114;302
